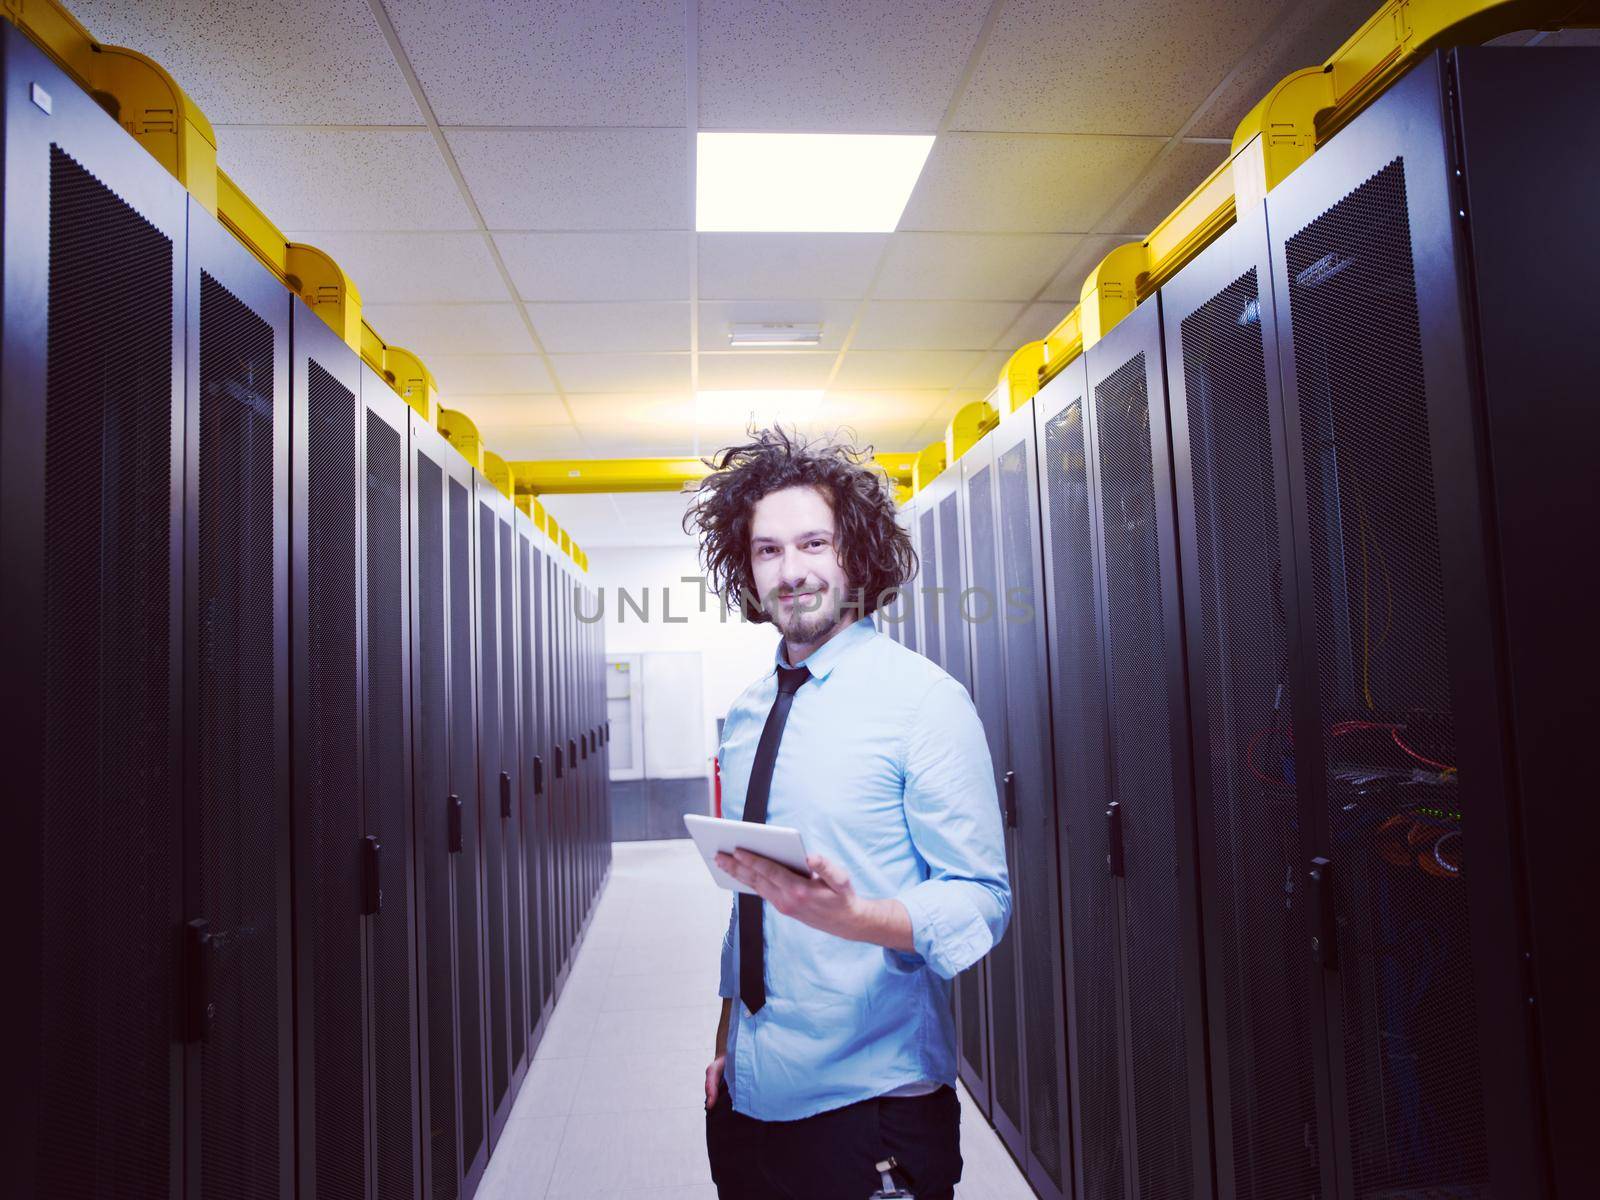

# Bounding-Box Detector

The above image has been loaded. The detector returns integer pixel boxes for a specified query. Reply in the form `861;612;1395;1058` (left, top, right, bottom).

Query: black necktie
739;663;811;1015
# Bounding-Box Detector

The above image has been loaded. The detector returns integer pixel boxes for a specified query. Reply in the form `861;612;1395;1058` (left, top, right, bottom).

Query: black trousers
706;1083;962;1200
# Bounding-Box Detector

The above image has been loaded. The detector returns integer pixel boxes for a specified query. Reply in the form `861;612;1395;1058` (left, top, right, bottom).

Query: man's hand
714;850;915;952
705;1053;726;1110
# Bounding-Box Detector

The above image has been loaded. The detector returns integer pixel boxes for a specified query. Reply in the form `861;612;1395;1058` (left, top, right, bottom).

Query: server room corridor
475;840;1033;1199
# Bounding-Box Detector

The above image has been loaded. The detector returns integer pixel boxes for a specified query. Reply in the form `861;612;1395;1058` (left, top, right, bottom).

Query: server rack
1034;355;1124;1200
184;188;296;1200
1161;208;1328;1200
408;413;491;1199
992;405;1073;1200
473;473;526;1145
362;368;424;1200
3;26;188;1197
514;509;550;1044
958;438;1025;1156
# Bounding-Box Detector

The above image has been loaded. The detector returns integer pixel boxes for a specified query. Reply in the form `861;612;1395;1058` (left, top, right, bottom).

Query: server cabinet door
900;504;920;655
408;414;468;1200
2;28;187;1194
1035;357;1124;1200
1266;56;1496;1200
994;405;1073;1200
499;512;529;1087
1084;298;1213;1200
291;301;372;1200
916;504;943;669
474;479;516;1142
922;472;988;1108
447;460;491;1193
1161;211;1330;1200
186;202;295;1200
361;371;422;1200
959;438;1021;1148
516;518;546;1042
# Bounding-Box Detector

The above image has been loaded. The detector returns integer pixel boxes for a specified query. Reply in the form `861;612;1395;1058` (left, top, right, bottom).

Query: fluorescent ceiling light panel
697;133;935;233
729;322;822;347
696;389;824;425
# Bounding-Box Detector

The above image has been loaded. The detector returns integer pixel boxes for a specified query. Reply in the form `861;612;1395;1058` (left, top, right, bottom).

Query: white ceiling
70;0;1595;531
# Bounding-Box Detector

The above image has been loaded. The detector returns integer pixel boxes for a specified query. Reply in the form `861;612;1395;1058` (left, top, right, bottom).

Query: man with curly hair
686;427;1011;1200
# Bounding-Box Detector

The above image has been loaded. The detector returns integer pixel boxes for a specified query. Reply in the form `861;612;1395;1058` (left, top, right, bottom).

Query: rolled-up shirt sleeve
891;676;1011;980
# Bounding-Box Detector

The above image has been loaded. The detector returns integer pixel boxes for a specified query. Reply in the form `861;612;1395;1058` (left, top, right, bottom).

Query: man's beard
770;586;840;644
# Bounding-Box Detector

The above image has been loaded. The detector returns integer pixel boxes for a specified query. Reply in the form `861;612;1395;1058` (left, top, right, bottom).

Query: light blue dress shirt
717;615;1011;1121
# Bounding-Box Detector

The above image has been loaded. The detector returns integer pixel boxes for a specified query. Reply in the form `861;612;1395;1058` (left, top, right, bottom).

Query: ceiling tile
496;232;692;302
697;0;988;132
542;491;699;548
449;129;689;230
898;134;1164;233
445;394;571;428
216;128;474;231
389;0;684;126
477;423;590;460
427;354;554;395
1188;0;1380;138
566;392;696;427
962;350;1011;390
528;303;691;354
69;0;419;124
1040;234;1135;303
360;303;534;357
951;0;1287;135
874;233;1080;300
852;301;1024;351
280;232;507;304
999;302;1070;348
697;353;836;390
697;300;860;352
815;390;958;445
552;354;692;394
833;350;983;390
698;234;888;299
1098;140;1229;237
908;388;990;445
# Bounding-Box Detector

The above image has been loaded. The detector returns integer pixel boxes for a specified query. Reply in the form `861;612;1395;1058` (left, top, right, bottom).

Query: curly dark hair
683;425;915;623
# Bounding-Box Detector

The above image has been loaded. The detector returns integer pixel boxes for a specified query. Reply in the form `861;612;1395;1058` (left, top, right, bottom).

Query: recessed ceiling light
729;322;823;348
696;389;824;425
696;132;935;233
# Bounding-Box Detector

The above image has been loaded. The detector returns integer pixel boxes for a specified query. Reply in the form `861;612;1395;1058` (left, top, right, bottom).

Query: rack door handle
554;746;564;779
500;771;512;818
362;835;383;915
1002;771;1018;828
534;755;544;795
1106;801;1125;878
1309;856;1337;969
448;793;463;854
183;918;214;1044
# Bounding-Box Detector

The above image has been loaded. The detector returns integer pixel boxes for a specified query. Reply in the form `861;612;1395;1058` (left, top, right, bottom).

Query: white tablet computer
683;813;811;895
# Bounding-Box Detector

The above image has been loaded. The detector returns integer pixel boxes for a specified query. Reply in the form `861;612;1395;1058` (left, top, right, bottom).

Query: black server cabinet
993;407;1073;1200
289;298;368;1200
515;510;550;1042
1034;355;1123;1200
919;470;989;1113
2;26;188;1196
1161;210;1329;1200
1082;297;1213;1200
362;368;424;1200
408;414;491;1200
916;501;942;669
958;438;1022;1151
474;475;526;1145
185;201;296;1200
1260;49;1599;1200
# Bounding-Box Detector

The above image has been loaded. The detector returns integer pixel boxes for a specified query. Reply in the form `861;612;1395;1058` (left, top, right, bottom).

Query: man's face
748;485;852;645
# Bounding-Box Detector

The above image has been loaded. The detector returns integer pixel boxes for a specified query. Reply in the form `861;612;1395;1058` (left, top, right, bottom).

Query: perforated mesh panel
415;455;460;1200
1043;399;1123;1200
501;519;527;1071
450;478;486;1164
938;494;970;695
1285;159;1484;1197
306;359;365;1199
38;146;177;1199
365;412;416;1200
919;508;942;667
535;552;555;1007
966;464;1022;1130
1179;269;1319;1199
999;440;1066;1189
1093;352;1192;1198
519;534;542;1027
478;504;510;1107
197;272;281;1198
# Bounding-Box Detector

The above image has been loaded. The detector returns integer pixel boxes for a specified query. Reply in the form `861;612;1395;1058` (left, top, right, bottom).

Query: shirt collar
773;615;877;683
